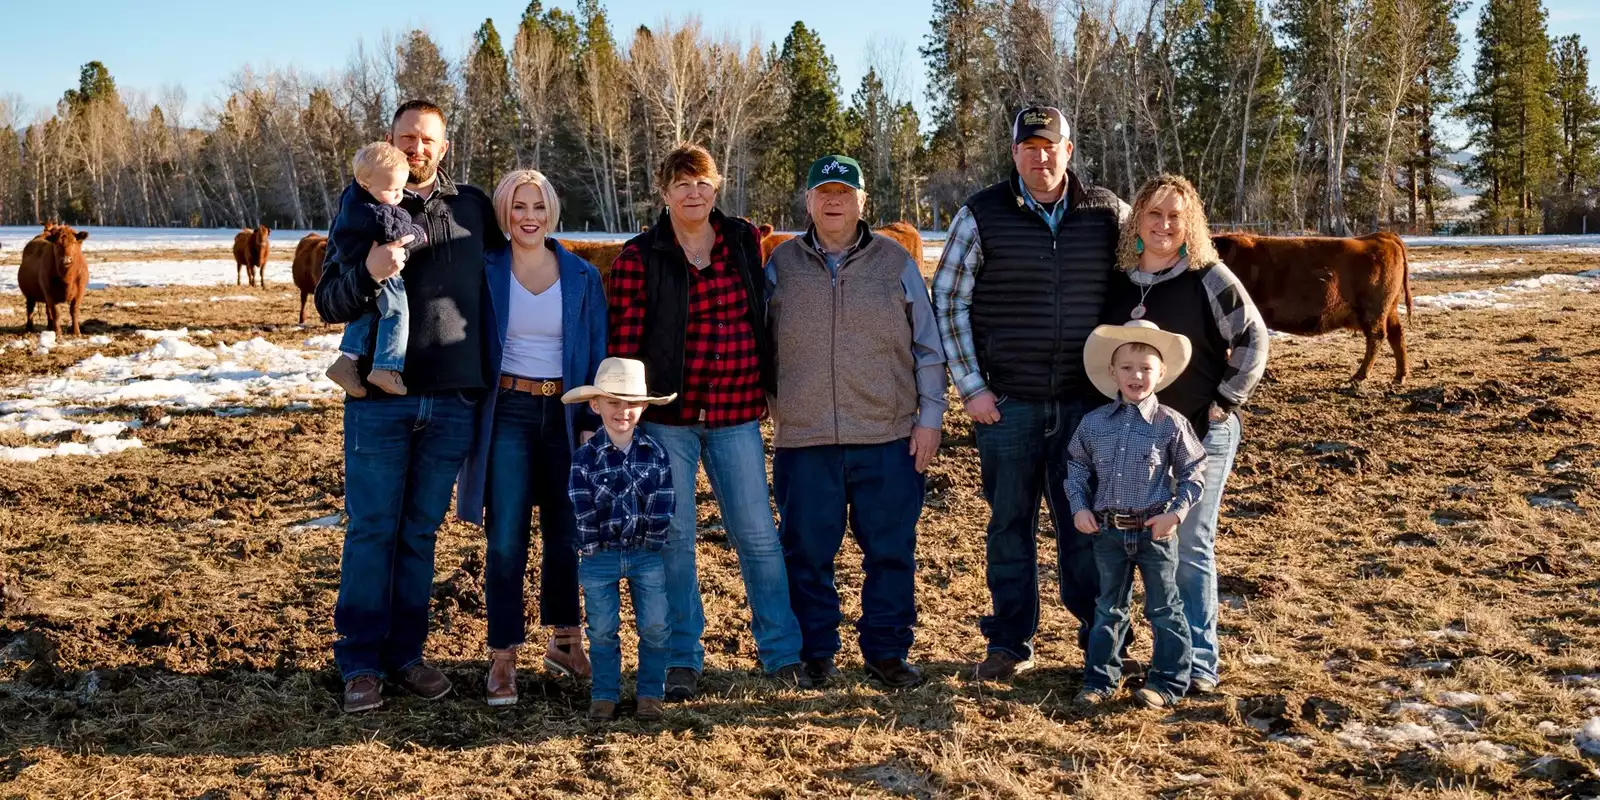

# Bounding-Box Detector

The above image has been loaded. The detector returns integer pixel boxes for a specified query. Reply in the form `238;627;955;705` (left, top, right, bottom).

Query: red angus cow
758;222;924;265
291;233;329;324
233;225;272;287
19;224;91;337
1212;231;1414;384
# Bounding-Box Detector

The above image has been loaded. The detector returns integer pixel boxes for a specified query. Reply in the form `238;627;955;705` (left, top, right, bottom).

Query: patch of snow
1562;675;1600;686
209;295;259;302
1414;660;1456;674
1438;691;1484;707
1414;270;1600;311
1538;720;1575;736
288;514;343;534
1373;722;1441;743
1404;233;1600;248
1240;653;1280;667
1577;718;1600;757
1445;741;1517;762
1268;734;1314;750
0;436;143;462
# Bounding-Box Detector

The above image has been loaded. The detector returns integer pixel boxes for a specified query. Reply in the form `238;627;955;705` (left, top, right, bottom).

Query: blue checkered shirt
568;432;676;555
1065;394;1207;519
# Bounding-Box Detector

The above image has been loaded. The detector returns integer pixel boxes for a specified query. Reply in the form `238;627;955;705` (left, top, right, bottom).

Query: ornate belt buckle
540;380;557;396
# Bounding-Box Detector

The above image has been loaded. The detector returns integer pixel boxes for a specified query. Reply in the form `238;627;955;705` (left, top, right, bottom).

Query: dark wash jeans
1084;526;1193;702
335;391;478;680
483;390;580;649
774;439;925;662
972;395;1099;661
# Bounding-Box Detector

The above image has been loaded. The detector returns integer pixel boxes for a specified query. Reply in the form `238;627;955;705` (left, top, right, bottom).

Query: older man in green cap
765;154;948;689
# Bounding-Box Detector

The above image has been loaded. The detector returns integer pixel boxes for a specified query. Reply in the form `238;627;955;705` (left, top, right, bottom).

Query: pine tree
1400;0;1465;232
1465;0;1559;233
1551;34;1600;194
775;22;846;220
394;30;453;113
921;0;998;214
462;19;519;189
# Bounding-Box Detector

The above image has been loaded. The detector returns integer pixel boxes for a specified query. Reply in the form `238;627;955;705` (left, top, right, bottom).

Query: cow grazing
233;225;272;287
556;239;626;285
1212;231;1414;384
19;224;91;337
291;233;329;324
758;222;924;265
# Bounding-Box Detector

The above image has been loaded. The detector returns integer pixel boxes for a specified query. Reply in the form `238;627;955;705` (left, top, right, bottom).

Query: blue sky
2;0;1597;127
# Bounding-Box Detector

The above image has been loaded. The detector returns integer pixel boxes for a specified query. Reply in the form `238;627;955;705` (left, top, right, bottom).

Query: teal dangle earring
1134;236;1144;254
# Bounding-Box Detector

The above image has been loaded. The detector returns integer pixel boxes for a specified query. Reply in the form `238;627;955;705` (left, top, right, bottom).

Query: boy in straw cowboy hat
1064;320;1207;709
563;357;678;723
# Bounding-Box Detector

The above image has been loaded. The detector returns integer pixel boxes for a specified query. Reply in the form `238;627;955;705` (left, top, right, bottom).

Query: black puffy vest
1103;267;1228;433
966;171;1123;403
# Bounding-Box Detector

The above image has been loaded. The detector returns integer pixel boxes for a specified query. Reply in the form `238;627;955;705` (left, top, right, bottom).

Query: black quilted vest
966;170;1123;403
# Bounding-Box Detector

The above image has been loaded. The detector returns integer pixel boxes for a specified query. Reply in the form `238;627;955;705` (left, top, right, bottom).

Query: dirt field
2;245;1599;799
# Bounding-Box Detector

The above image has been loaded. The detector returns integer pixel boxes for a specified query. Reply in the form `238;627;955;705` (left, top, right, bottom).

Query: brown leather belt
499;375;563;396
1101;508;1161;531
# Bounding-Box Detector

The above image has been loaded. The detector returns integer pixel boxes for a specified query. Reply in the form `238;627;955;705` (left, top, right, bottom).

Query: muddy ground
1;247;1599;799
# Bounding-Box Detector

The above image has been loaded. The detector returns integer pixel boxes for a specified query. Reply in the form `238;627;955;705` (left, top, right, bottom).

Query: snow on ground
1414;269;1600;311
0;226;640;254
1403;233;1600;248
0;331;344;462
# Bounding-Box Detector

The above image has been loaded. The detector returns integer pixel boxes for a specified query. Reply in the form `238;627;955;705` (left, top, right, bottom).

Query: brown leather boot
325;356;367;398
366;368;408;396
486;647;518;707
544;626;590;679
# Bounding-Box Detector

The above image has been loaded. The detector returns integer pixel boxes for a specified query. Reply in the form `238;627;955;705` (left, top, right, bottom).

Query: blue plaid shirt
1065;393;1207;519
568;432;676;555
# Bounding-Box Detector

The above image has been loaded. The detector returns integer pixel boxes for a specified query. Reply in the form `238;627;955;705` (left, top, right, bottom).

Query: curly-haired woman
1101;174;1269;695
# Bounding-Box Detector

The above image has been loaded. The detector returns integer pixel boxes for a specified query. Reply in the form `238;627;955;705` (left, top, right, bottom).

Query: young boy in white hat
563;357;678;723
1064;320;1208;709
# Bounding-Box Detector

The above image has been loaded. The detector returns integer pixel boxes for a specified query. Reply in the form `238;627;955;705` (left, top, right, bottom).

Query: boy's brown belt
1100;508;1161;531
499;376;563;396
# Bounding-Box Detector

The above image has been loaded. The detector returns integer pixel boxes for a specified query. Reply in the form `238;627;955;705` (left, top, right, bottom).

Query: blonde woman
1102;174;1268;695
455;169;608;706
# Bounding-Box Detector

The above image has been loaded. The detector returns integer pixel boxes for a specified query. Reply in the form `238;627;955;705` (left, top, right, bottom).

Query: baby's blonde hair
351;141;409;187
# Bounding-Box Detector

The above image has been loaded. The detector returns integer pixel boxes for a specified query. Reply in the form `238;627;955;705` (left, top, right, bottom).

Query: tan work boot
486;647;518;707
588;699;617;723
395;661;452;700
366;368;408;396
544;626;590;679
325;355;367;398
636;696;664;721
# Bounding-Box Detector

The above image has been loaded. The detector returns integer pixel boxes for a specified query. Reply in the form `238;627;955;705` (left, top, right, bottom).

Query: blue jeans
579;548;670;703
1085;526;1193;702
1176;413;1240;685
971;397;1099;661
774;440;924;662
339;276;408;372
641;420;802;674
334;391;478;679
484;390;580;649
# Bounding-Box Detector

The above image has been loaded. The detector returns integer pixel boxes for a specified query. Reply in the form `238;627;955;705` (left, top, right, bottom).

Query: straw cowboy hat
560;357;677;405
1083;320;1193;400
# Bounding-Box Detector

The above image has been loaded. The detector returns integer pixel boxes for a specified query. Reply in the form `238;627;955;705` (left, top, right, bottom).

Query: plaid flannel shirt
568;432;676;555
607;221;766;427
929;206;990;401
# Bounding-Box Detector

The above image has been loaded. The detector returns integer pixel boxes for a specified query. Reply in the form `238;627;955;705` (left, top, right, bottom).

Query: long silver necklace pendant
1130;303;1146;320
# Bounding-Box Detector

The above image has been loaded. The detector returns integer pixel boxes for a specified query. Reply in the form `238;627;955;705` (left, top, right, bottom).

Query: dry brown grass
1;247;1599;798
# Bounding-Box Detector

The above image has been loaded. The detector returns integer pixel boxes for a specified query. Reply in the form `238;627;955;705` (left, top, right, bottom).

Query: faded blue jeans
641;420;803;674
1176;412;1240;686
1085;526;1192;703
579;548;670;703
339;276;408;372
334;391;477;680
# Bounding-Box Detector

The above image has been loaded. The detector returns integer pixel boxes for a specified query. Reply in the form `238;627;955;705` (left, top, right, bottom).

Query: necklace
1130;255;1184;320
678;230;714;269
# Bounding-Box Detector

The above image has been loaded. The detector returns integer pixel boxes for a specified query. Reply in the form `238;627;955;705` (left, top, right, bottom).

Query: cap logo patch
821;160;851;175
1022;111;1051;126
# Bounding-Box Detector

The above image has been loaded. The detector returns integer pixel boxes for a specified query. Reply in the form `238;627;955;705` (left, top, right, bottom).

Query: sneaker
543;626;590;680
486;648;518;707
865;659;924;690
1132;687;1171;709
396;662;452;700
343;675;383;713
665;668;698;702
588;699;617;722
1189;677;1219;696
973;651;1034;681
635;696;664;721
1074;688;1111;706
366;368;408;396
804;658;841;688
325;356;367;398
771;663;815;689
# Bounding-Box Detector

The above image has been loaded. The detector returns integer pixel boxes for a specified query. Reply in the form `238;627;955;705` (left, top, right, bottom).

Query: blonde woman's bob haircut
1116;173;1221;272
493;169;562;240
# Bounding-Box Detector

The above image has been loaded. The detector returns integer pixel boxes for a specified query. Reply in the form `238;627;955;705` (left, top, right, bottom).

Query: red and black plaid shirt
608;221;766;428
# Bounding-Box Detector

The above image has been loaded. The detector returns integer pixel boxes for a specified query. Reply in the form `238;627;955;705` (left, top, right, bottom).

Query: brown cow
1212;231;1414;384
291;233;329;324
556;239;626;285
758;222;924;265
19;224;91;337
233;225;272;287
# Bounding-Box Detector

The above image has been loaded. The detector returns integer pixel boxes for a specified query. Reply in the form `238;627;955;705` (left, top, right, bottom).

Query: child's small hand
1145;513;1181;540
1073;510;1099;535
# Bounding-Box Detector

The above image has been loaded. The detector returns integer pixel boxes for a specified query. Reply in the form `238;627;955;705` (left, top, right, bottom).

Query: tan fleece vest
768;231;917;449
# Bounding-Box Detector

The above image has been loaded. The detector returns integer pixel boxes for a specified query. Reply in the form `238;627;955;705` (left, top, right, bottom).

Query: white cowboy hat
1083;320;1193;400
560;357;677;405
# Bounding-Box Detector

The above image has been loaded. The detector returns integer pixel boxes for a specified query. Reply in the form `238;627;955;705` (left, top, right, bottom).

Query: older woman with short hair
1101;174;1268;695
456;168;608;707
605;143;806;700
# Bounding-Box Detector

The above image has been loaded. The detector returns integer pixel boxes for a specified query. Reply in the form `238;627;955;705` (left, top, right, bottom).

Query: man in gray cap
767;154;948;690
931;106;1130;682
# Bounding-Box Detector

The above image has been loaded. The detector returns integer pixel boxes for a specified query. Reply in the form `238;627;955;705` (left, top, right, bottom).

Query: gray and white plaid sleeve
930;207;987;401
1204;263;1269;411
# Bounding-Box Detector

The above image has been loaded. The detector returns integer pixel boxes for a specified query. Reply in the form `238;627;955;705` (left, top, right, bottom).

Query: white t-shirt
502;276;563;379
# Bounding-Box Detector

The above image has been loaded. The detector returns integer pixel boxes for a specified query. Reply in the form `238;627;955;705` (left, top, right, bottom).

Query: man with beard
315;99;504;713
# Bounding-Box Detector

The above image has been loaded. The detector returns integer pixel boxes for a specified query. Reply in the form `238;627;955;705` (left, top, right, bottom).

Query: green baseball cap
807;155;863;190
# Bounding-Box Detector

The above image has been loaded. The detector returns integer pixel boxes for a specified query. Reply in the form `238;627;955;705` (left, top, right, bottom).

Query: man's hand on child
1146;513;1180;540
1073;510;1099;534
365;235;414;282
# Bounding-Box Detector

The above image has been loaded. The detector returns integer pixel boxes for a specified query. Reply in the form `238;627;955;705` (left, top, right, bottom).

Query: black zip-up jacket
328;179;429;265
314;172;504;396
